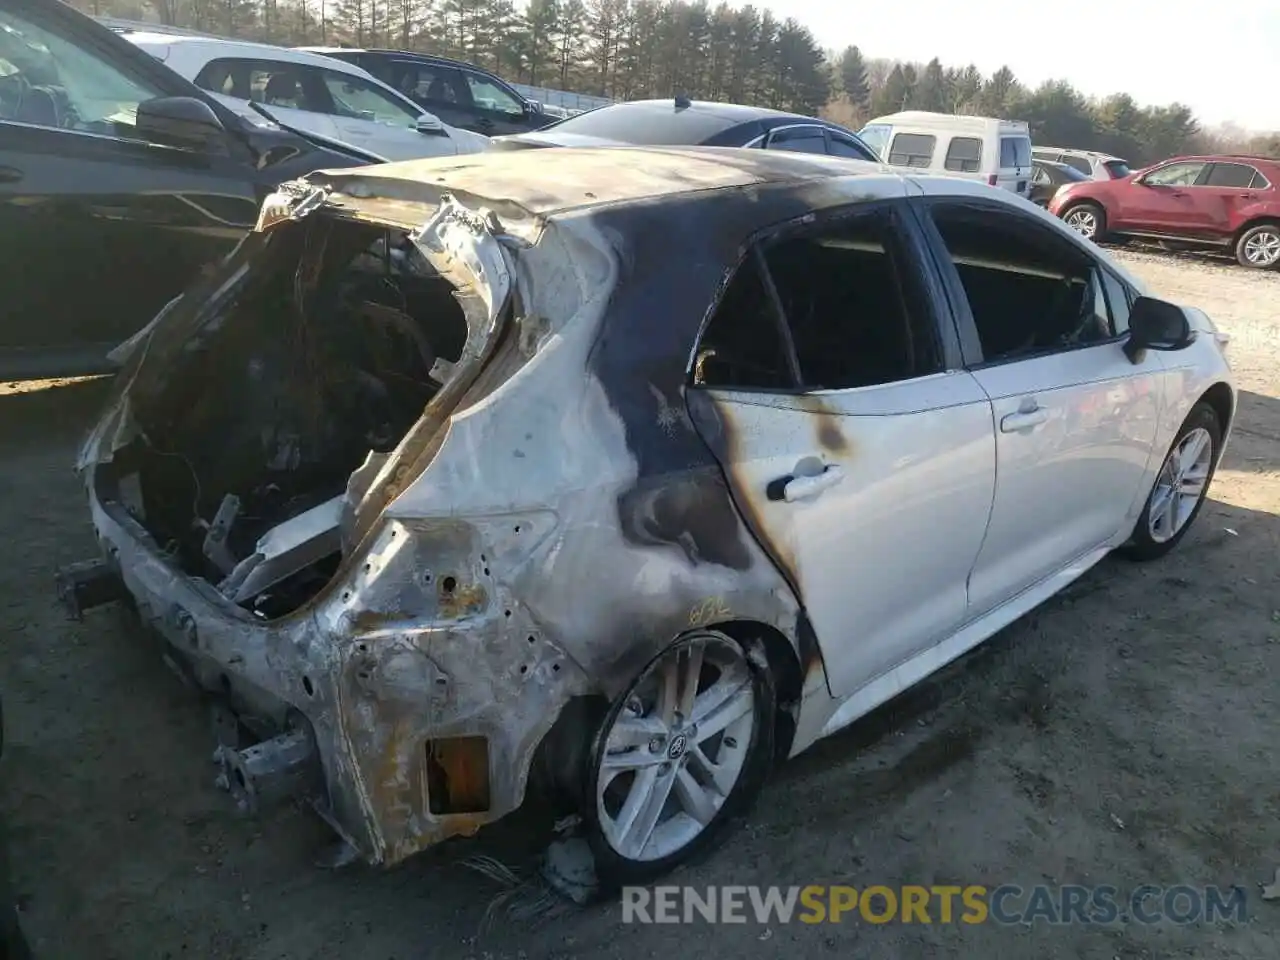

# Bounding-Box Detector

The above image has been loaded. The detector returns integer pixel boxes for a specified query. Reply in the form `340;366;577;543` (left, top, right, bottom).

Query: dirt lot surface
2;249;1278;959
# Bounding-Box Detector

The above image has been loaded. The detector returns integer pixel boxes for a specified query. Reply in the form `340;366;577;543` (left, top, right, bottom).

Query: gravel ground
1;250;1278;960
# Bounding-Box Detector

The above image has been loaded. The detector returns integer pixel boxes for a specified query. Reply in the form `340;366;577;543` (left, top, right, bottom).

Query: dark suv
299;48;557;137
0;0;376;380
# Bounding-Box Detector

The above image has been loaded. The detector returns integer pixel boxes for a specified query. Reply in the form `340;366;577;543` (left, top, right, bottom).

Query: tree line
74;0;1279;164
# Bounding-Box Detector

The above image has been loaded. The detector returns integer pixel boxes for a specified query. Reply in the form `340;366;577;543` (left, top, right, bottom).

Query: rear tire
1062;201;1106;241
582;631;775;892
1235;223;1280;269
1120;402;1221;561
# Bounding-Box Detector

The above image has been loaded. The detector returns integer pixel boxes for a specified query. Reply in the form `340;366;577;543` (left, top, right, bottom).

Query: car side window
928;203;1118;364
1062;154;1092;176
1142;161;1206;187
1099;269;1133;335
0;7;165;140
317;69;418;127
391;61;467;109
463;72;522;116
944;136;982;172
692;207;942;391
887;132;935;167
999;136;1031;168
195;58;320;112
1032;164;1050;184
827;132;876;161
767;126;827;154
1203;162;1259;189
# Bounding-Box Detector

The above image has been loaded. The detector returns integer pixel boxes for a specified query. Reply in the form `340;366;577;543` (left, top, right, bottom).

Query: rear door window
1204;162;1260;189
887;132;936;168
767;125;827;154
826;131;877;161
944;136;983;172
1102;159;1131;178
1061;153;1092;176
999;136;1032;168
390;60;469;108
195;58;327;113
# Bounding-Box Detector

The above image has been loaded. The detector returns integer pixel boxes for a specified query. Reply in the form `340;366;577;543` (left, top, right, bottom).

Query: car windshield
857;123;891;159
1104;159;1132;178
536;102;741;144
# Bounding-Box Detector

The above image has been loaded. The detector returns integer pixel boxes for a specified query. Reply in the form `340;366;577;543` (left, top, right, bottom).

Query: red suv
1049;154;1280;269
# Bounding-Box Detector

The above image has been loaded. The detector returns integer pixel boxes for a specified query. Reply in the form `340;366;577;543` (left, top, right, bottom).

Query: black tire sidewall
1123;402;1221;561
1236;224;1280;269
581;631;776;896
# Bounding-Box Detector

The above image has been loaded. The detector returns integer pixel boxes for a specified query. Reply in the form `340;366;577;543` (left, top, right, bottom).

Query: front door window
0;7;164;139
1142;162;1206;187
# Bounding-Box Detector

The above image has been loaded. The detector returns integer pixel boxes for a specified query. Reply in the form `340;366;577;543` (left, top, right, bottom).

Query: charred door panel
689;373;996;699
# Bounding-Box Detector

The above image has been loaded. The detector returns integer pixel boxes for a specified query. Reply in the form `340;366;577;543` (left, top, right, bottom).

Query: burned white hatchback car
63;147;1234;886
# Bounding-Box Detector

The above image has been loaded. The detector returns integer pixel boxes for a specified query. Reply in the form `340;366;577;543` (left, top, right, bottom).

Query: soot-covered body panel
71;147;912;866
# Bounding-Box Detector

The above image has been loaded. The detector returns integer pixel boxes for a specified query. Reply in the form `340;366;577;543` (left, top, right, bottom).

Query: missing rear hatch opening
116;216;470;618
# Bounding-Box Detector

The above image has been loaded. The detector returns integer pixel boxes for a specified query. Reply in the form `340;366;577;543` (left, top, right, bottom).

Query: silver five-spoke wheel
595;635;759;864
1148;426;1213;543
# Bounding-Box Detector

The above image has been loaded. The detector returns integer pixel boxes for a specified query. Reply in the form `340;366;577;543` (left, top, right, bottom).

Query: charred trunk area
123;216;467;617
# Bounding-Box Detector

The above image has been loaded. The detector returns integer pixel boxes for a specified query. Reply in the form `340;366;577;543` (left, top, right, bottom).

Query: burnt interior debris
114;216;468;618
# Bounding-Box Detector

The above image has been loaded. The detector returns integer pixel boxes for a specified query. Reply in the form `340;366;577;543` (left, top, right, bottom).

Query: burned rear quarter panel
382;175;904;704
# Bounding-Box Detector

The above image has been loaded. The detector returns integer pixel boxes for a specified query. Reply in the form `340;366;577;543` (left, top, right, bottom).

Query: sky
761;0;1279;132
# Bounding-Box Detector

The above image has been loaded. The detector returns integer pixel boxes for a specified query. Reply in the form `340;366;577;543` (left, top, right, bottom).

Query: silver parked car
62;146;1234;888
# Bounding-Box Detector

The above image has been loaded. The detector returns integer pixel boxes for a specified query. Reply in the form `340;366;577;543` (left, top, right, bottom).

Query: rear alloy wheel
584;631;774;888
1121;402;1221;561
1236;224;1280;269
1063;202;1106;241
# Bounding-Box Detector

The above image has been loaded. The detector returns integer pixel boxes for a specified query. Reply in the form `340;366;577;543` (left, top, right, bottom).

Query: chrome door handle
1000;407;1049;432
776;464;845;502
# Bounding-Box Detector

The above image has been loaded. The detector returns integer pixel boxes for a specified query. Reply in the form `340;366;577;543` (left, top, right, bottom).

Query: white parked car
121;33;490;161
63;147;1234;889
860;110;1034;198
1033;146;1132;181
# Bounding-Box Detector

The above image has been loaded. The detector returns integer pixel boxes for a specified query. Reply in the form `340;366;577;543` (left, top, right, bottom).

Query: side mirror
136;96;227;153
1124;295;1194;363
526;99;543;115
416;113;446;136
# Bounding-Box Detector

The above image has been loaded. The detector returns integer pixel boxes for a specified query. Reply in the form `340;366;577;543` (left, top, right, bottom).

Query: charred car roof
303;145;900;222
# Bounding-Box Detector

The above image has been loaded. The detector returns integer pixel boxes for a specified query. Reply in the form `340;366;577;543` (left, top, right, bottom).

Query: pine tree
978;64;1017;117
872;63;910;115
913;57;946;112
837;45;869;113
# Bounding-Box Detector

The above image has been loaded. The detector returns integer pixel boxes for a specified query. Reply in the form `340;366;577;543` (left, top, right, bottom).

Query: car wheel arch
1233;216;1280;246
1199;380;1235;437
526;616;807;809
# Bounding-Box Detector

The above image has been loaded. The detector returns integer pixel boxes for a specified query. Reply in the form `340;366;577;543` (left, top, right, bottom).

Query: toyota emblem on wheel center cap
667;733;687;760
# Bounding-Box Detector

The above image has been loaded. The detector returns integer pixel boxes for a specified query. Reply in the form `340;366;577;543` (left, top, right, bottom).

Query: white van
858;111;1034;197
